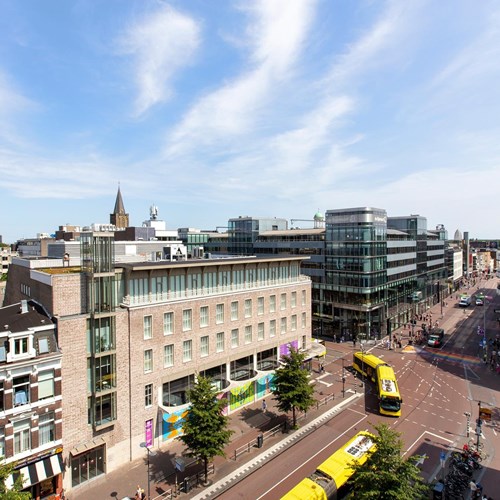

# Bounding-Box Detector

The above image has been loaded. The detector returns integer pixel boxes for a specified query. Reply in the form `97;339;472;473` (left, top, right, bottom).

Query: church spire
110;185;129;229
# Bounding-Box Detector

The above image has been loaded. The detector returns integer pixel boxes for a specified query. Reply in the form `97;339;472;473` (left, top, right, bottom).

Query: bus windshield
380;396;401;412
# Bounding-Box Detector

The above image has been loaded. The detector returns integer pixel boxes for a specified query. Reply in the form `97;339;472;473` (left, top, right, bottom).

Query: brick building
4;232;312;495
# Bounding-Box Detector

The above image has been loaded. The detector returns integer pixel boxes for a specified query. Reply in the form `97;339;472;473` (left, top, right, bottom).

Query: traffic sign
479;407;492;421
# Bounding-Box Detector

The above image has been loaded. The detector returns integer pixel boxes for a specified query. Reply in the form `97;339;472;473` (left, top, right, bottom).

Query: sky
1;0;500;243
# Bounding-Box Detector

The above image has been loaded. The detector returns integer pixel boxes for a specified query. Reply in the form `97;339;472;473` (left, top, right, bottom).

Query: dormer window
14;337;28;355
7;334;36;362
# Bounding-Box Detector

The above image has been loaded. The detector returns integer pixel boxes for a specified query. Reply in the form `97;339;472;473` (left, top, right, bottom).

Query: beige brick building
4;233;313;495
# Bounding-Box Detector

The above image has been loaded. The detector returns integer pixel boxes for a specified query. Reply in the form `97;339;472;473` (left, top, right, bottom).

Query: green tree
0;459;32;499
349;423;430;499
272;347;315;428
178;375;233;484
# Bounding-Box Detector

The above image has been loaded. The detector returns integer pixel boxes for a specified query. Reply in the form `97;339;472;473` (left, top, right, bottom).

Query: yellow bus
281;431;376;500
352;352;402;417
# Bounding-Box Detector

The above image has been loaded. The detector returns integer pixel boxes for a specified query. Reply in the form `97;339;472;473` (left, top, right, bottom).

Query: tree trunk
292;406;296;428
204;457;208;485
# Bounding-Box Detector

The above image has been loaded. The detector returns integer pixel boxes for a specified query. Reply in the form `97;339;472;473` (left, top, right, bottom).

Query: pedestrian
262;399;267;412
136;485;145;500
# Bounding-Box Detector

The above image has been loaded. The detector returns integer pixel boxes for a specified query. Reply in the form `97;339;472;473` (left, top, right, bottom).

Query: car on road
427;328;445;347
476;298;484;306
459;295;471;307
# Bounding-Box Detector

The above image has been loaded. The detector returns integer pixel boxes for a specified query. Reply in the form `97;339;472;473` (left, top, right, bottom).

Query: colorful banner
145;419;153;447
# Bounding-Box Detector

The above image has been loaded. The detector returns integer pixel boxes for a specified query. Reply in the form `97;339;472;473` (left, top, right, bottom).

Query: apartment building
4;232;312;494
0;299;63;499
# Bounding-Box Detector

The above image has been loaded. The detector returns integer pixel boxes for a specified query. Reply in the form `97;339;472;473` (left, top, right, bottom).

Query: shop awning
7;453;63;490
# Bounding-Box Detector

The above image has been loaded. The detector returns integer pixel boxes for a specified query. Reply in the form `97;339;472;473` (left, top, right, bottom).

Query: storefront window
71;445;105;487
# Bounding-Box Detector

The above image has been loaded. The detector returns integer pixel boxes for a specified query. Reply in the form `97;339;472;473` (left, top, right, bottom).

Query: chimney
21;300;29;314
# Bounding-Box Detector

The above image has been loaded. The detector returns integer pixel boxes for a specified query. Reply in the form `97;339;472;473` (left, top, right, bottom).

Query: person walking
262;399;267;412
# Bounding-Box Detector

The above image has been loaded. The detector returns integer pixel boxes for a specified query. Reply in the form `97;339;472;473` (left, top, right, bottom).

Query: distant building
109;186;129;229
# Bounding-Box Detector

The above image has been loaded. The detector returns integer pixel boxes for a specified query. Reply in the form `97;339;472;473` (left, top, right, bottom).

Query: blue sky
1;0;500;243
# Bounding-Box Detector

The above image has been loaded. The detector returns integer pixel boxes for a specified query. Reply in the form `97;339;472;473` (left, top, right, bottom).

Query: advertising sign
145;419;153;447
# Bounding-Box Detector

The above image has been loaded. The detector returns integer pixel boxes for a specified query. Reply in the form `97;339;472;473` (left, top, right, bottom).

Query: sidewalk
71;352;353;500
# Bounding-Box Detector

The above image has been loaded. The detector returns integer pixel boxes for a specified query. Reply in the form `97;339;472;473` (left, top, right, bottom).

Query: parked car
476;298;484;306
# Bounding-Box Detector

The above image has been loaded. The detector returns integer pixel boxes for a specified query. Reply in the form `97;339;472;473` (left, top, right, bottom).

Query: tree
272;347;315;428
348;423;430;499
178;375;233;484
0;459;32;499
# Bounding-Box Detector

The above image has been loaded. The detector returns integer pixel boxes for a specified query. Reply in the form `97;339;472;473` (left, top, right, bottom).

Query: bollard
257;433;264;448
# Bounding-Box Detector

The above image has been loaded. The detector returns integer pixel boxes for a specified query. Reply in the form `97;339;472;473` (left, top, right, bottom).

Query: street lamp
140;442;157;500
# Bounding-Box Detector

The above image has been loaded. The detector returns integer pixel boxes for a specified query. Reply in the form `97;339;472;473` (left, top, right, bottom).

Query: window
216;304;224;324
302;290;306;306
183;340;192;362
302;312;306;328
280;317;287;334
270;320;276;338
302;335;307;350
182;310;192;331
200;336;209;357
39;412;55;446
231;329;239;348
14;419;31;454
94;393;116;426
291;291;297;308
0;427;4;458
143;315;152;340
245;325;252;344
291;315;297;331
145;384;153;407
280;293;286;310
231;301;239;321
270;295;276;313
144;349;153;373
38;370;55;400
257;297;264;315
0;382;4;412
244;299;252;318
258;322;264;341
13;375;30;406
14;337;29;355
216;332;224;353
163;312;173;335
200;306;209;327
164;345;174;368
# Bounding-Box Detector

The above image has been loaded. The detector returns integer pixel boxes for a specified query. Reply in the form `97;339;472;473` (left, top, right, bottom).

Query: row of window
143;314;307;372
143;291;307;339
0;412;56;457
0;371;56;411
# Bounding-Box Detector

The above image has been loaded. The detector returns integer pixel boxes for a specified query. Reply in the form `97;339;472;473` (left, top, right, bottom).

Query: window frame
163;344;174;368
143;315;153;340
163;312;174;336
183;340;193;362
144;349;153;373
182;309;193;332
145;383;153;407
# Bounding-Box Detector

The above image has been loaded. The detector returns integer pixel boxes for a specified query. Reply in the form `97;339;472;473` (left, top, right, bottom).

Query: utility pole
464;412;471;438
342;357;346;398
476;401;482;450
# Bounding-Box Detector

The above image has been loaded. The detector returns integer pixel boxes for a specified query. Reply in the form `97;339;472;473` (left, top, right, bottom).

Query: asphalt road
219;279;500;499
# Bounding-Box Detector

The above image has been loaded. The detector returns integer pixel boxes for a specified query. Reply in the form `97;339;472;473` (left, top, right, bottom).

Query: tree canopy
272;347;315;428
349;423;430;499
177;375;233;483
0;459;32;499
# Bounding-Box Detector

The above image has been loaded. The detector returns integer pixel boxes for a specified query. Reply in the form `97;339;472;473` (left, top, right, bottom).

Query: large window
164;344;174;368
270;319;276;338
231;301;238;320
94;355;116;392
244;299;252;318
216;304;224;324
231;329;239;348
245;325;252;344
144;349;153;373
200;336;209;357
14;419;30;454
216;332;224;353
258;322;264;341
13;375;30;406
94;393;116;426
257;297;264;315
71;444;105;487
280;317;287;335
163;312;173;335
183;340;193;362
270;295;276;313
182;309;192;331
200;306;209;327
145;384;153;407
280;293;287;310
38;370;55;400
143;315;152;340
39;412;55;446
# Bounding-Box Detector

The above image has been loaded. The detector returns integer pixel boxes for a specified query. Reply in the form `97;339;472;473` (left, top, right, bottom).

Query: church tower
110;186;129;229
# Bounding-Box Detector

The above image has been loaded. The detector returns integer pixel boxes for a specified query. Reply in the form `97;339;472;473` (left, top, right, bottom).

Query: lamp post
140;442;157;500
360;342;365;387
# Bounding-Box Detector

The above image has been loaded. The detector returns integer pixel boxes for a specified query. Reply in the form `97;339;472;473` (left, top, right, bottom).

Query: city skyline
1;1;500;243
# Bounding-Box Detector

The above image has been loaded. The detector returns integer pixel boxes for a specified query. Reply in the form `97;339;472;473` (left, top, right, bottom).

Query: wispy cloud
165;0;317;155
118;4;201;116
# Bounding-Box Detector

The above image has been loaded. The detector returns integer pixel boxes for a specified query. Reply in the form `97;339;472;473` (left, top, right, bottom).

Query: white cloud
118;4;201;116
165;0;316;155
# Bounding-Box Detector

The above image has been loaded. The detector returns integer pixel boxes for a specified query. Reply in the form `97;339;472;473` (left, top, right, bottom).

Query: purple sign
145;419;153;447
